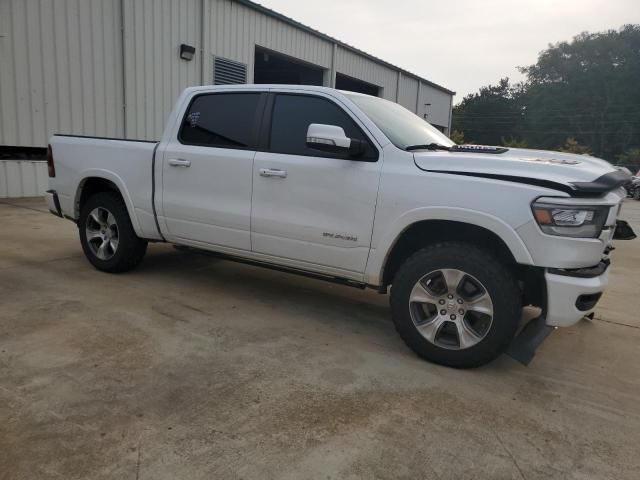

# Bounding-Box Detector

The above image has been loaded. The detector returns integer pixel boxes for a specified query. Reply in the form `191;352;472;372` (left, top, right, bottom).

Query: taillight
47;144;56;177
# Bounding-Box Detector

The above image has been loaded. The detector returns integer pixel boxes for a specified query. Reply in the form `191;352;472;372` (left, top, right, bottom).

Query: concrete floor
1;197;640;480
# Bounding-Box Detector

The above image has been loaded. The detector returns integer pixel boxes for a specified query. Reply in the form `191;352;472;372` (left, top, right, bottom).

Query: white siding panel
0;0;453;148
0;0;123;148
0;161;48;198
335;47;399;100
418;83;452;130
209;0;333;84
398;75;419;112
122;0;202;140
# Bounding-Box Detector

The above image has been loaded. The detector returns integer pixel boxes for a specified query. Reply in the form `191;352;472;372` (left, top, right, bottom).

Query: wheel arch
367;208;534;289
74;171;143;237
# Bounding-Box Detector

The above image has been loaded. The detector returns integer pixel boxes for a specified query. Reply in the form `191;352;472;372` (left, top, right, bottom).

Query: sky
258;0;640;102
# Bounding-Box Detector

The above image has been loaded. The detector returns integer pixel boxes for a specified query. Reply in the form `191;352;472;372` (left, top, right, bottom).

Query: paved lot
1;197;640;480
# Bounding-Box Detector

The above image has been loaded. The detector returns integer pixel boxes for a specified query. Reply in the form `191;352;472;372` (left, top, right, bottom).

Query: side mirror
306;123;365;158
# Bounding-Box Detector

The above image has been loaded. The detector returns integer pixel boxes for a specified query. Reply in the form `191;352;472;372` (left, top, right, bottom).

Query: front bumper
545;262;609;327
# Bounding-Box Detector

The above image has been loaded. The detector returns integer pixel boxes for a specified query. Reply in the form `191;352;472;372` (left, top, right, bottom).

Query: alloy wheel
85;207;119;261
408;268;494;350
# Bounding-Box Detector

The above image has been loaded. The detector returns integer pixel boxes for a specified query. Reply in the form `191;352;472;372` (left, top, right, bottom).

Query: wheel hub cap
408;268;494;350
85;207;119;261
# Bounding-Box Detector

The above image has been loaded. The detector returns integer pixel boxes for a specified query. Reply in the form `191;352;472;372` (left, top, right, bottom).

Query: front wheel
390;242;521;368
79;192;147;273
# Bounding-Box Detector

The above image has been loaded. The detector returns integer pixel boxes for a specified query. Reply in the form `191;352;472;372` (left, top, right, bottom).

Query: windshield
344;93;455;150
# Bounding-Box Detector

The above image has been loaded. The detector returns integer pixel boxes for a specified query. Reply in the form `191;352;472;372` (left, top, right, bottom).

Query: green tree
453;25;640;160
558;138;592;155
452;78;524;146
501;137;528;148
450;129;465;144
617;148;640;170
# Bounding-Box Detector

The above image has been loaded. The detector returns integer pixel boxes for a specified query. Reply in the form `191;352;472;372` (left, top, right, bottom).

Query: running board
173;245;367;290
506;315;555;366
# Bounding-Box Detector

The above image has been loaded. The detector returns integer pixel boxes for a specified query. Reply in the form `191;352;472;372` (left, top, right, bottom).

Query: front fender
364;206;534;285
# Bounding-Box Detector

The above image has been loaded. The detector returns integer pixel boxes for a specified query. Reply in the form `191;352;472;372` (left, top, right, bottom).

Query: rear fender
74;169;144;237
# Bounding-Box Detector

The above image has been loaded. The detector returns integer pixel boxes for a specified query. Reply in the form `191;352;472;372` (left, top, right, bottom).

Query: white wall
0;0;125;148
0;0;454;145
0;161;48;198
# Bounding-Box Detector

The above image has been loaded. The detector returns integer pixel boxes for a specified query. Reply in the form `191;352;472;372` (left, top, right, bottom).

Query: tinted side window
180;93;261;148
269;94;377;160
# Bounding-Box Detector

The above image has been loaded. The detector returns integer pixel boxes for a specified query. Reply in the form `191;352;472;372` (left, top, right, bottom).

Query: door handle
259;168;287;178
168;158;191;168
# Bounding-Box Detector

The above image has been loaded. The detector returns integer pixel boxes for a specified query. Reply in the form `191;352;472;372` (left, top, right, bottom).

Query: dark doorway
335;73;380;96
254;47;325;85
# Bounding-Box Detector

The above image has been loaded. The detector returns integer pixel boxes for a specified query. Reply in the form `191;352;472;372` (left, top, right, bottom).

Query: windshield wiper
405;143;452;152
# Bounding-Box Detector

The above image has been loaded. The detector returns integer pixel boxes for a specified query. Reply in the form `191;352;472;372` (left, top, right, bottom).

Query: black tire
79;192;147;273
390;242;521;368
634;188;640;201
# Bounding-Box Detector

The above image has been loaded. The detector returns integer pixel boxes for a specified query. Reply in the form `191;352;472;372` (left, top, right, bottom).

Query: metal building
0;0;455;197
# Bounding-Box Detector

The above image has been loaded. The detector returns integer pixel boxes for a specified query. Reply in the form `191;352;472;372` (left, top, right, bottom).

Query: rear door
160;91;265;250
251;92;382;277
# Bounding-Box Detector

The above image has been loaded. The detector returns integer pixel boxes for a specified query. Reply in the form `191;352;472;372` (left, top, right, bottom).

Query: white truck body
46;84;633;366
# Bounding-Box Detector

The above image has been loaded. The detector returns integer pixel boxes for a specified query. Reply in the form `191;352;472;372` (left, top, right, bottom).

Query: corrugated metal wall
335;47;400;101
418;84;453;130
209;0;334;86
0;0;453;147
0;161;48;197
122;0;202;140
0;0;124;148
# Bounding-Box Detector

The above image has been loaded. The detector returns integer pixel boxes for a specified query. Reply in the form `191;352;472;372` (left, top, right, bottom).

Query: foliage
452;78;524;146
449;129;466;144
501;137;528;148
617;148;640;166
558;138;592;155
452;25;640;161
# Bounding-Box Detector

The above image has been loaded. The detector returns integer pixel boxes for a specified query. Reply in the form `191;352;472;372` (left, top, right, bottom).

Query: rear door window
179;93;262;149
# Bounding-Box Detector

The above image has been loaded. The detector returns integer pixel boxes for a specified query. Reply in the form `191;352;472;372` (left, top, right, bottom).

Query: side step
173;245;367;290
506;315;555;366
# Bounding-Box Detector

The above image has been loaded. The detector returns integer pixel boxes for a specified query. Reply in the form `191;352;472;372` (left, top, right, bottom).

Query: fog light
575;293;602;311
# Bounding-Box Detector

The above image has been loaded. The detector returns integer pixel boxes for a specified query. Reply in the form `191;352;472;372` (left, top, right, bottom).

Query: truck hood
413;147;630;196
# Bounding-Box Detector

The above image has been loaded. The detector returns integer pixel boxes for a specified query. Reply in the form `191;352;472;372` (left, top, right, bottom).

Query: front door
160;91;265;250
251;92;382;276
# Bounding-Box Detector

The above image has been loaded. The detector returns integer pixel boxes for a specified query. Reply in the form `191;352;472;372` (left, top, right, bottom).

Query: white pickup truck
46;85;635;368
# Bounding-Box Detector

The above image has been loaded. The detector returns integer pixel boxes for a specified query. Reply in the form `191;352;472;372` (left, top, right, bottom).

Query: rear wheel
79;192;147;273
390;242;521;368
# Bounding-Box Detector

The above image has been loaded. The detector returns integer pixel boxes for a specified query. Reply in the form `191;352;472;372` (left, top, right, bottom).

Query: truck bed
48;134;161;240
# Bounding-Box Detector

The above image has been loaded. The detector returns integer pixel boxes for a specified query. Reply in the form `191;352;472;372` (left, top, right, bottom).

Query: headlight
531;202;609;238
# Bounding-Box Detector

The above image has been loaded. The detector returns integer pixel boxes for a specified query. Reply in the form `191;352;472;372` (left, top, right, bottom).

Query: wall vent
213;56;247;85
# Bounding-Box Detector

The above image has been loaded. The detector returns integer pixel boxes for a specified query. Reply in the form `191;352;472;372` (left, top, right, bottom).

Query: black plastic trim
53;134;158;144
575;292;603;311
425;170;576;194
613;219;636;240
46;189;63;217
150;143;166;242
570;169;631;194
547;260;609;278
173;245;367;290
449;145;509;154
422;168;631;197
